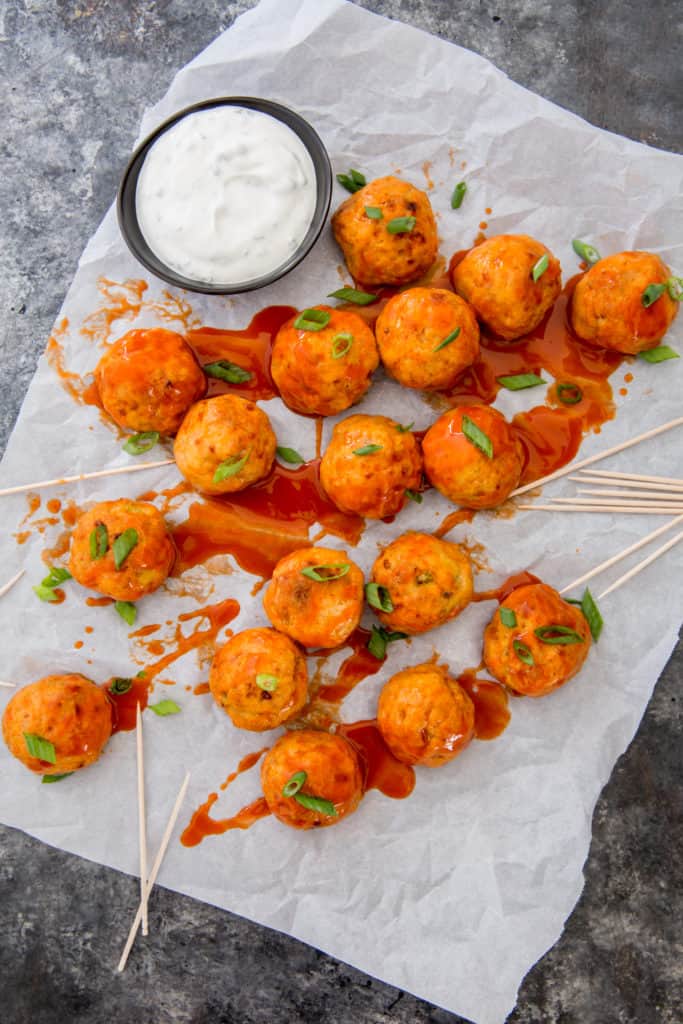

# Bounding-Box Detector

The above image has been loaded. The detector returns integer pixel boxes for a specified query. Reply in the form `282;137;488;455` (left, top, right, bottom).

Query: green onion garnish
513;640;534;665
336;169;366;193
115;600;137;626
109;677;133;695
41;567;72;588
572;239;601;266
556;382;583;405
294;309;331;332
113;528;139;571
213;449;251;483
123;431;160;456
405;489;423;503
450;181;467;209
353;444;383;456
641;283;666;308
276;446;305;465
638;345;679;364
294;793;338;816
23;733;57;763
256;673;278;693
579;588;603;642
395;422;414;433
531;254;549;282
331;333;354;359
462;414;493;459
367;625;408;660
666;276;683;301
148;699;181;716
33;584;60;603
534;625;585;645
42;773;73;784
301;563;350;582
204;360;253;384
327;287;378;306
499;607;517;628
282;771;307;797
89;522;108;561
365;583;394;613
497;373;546;390
365;206;383;220
387;216;416;235
433;326;461;353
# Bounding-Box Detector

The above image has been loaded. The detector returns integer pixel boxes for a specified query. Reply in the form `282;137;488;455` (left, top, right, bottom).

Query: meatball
377;663;475;767
174;394;276;495
370;532;473;635
2;674;112;776
483;582;591;697
451;234;562;340
570;251;678;354
261;728;363;829
375;287;480;390
332;175;438;287
263;546;364;649
271;305;379;416
422;405;523;509
209;627;308;731
95;327;205;436
68;498;175;601
320;414;423;519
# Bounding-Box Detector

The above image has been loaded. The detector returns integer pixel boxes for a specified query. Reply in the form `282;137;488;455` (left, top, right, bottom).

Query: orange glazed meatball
570;251;679;354
174;394;276;495
209;627;308;732
375;288;480;390
370;532;473;635
271;305;379;416
320;414;423;519
451;234;562;340
95;328;205;436
261;729;363;829
483;582;591;697
68;499;175;602
263;547;364;648
332;175;438;287
377;663;474;767
2;674;112;776
422;405;523;509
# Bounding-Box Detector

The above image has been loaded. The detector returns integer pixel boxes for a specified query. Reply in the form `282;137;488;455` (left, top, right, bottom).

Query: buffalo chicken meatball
451;234;562;340
209;627;308;731
422;405;523;509
261;729;363;829
263;547;364;648
95;328;205;436
375;287;480;390
370;532;473;635
377;663;475;767
570;251;679;354
320;414;423;519
68;499;175;601
2;674;112;776
332;175;438;287
483;582;591;697
271;305;379;416
174;394;276;495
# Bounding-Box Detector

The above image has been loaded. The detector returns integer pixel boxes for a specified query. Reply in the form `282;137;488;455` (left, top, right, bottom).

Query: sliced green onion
405;489;423;503
666;276;683;301
531;254;549;282
41;567;72;588
282;770;307;797
331;333;354;359
204;360;253;384
365;583;394;613
327;287;378;306
113;528;139;571
148;699;181;716
364;206;383;220
293;309;331;332
395;422;414;433
572;239;601;266
499;607;517;628
33;584;60;603
115;600;137;626
123;431;160;456
109;677;133;695
276;446;305;465
336;168;366;193
450;181;467;209
42;773;73;784
534;625;585;645
353;444;383;456
367;625;408;660
557;382;583;405
387;216;416;235
23;733;56;763
641;283;666;308
433;326;461;353
301;563;350;582
513;640;534;666
256;673;279;693
294;793;338;816
213;449;251;483
497;373;546;391
639;345;679;364
462;414;493;459
89;522;108;560
579;588;603;642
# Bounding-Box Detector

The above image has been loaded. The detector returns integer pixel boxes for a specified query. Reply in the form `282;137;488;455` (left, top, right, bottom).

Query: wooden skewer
550;497;683;510
510;417;683;498
574;469;683;488
559;514;683;594
0;681;17;688
0;569;25;599
597;532;683;599
572;474;683;493
117;771;190;973
136;704;148;938
577;488;683;500
0;459;175;498
518;504;682;515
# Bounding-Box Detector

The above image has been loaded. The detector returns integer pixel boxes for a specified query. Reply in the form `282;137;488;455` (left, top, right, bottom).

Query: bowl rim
117;95;333;295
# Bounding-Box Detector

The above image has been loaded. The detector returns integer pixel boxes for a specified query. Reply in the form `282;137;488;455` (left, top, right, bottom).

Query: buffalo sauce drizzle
181;748;271;847
104;675;151;734
129;598;240;684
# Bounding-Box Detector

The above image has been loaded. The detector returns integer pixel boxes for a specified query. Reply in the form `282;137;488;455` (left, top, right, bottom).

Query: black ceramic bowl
117;96;333;295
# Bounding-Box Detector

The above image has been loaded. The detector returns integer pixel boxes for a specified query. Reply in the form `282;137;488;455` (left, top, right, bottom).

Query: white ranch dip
135;105;317;285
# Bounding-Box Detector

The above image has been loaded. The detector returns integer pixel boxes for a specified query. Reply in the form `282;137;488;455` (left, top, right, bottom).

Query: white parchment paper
1;2;682;1021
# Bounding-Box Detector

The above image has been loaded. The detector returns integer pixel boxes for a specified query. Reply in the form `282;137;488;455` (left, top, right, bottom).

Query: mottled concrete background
0;2;681;1022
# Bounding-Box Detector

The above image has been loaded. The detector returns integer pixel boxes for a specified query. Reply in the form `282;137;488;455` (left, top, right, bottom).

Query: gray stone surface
0;2;681;1022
